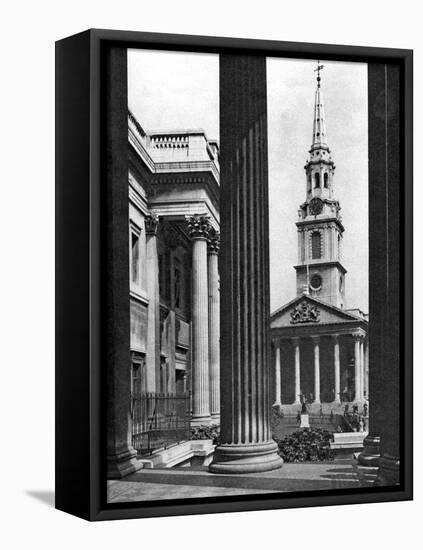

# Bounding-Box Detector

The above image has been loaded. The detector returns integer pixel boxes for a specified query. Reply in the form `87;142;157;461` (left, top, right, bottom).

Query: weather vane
314;60;324;87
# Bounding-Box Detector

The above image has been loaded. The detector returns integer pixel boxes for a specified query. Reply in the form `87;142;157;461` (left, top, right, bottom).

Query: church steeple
311;62;329;151
294;61;347;309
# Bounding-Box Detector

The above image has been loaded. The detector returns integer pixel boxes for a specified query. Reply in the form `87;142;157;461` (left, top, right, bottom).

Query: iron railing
131;392;191;456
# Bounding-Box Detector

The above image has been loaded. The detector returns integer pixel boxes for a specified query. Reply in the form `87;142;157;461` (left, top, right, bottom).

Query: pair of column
186;214;220;426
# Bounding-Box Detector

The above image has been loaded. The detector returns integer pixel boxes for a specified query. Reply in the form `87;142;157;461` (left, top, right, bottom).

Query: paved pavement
107;460;364;503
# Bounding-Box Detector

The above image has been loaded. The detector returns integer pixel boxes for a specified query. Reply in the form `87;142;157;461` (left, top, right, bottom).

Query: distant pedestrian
296;410;301;424
344;403;349;417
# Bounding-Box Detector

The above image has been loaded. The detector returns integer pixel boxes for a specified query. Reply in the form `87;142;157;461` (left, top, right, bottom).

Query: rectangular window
131;228;140;285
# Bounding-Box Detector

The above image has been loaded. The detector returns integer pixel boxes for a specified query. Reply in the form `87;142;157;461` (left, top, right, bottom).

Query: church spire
311;61;329;151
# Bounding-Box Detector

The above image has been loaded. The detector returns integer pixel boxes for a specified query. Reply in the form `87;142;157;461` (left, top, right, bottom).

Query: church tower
295;63;347;308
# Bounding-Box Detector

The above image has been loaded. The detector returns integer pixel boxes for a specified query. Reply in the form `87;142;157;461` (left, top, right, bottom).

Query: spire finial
314;60;324;88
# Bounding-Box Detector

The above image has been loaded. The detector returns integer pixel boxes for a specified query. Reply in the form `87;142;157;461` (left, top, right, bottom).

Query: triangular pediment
270;295;363;329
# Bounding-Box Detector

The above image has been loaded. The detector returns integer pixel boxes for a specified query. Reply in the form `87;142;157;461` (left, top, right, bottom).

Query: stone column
274;340;282;406
105;46;141;479
209;54;282;474
360;336;365;401
364;339;369;400
208;229;220;423
145;214;160;393
313;336;321;404
187;214;211;426
293;337;301;404
354;334;361;402
332;334;341;403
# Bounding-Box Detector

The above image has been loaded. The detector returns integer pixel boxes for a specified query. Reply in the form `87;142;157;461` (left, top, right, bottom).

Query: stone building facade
127;110;221;456
270;68;369;412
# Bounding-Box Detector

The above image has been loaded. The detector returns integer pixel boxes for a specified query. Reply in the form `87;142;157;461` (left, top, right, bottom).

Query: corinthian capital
207;228;220;254
145;213;159;235
186;214;211;240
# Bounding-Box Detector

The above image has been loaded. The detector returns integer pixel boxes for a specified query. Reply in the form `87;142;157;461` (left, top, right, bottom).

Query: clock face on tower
309;197;323;216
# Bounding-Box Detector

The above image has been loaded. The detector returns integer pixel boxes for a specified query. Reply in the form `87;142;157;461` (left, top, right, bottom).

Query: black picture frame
55;29;413;521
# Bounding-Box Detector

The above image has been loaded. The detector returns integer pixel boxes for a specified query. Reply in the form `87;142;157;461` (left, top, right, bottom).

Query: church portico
271;299;368;410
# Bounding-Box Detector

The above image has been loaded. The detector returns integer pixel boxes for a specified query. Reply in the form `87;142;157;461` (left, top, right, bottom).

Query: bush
191;424;220;445
274;427;334;463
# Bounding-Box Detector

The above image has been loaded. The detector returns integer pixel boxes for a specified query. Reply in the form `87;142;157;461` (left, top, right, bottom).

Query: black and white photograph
104;47;400;505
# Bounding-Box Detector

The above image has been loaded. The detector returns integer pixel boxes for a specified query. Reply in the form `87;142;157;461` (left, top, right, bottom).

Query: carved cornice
145;213;159;235
186;214;212;241
207;228;220;254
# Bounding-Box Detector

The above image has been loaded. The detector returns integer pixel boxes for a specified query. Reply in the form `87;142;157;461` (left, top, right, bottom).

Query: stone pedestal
300;414;310;428
209;54;282;474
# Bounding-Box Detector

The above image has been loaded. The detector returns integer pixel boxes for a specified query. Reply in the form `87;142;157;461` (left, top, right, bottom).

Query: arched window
324;173;329;188
311;231;322;259
314;172;320;188
307;174;312;194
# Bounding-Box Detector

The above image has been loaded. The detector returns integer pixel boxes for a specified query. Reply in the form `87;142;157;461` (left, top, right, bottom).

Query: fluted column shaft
313;337;321;403
274;340;281;406
145;214;160;393
333;335;341;403
354;334;362;402
210;54;282;474
208;231;220;422
293;338;301;404
187;215;211;426
360;337;365;401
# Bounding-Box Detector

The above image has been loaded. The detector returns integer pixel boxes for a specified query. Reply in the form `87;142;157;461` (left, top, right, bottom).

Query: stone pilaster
208;229;220;423
332;334;341;403
360;337;365;401
312;336;321;404
145;214;160;393
293;337;301;404
209;54;282;474
187;214;211;426
274;340;282;406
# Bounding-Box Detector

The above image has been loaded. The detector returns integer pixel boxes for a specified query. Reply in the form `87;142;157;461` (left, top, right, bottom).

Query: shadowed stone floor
107;460;364;503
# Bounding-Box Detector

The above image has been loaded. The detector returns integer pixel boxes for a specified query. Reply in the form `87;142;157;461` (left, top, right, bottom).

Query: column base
107;444;142;479
357;435;380;467
375;454;400;486
210;413;220;425
209;440;283;474
191;415;212;427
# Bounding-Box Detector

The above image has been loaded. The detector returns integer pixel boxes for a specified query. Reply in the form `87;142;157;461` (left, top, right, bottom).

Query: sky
128;49;368;313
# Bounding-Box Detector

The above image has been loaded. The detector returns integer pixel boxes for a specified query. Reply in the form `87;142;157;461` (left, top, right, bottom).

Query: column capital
291;336;300;346
186;214;212;241
311;335;320;344
145;213;159;236
331;333;340;342
352;332;365;342
207;228;220;255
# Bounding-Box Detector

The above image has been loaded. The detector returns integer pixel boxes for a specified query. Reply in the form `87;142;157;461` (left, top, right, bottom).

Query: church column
274;339;282;406
208;229;220;423
312;336;321;403
353;333;362;402
332;334;341;403
292;337;301;404
209;54;282;474
360;336;365;401
187;214;211;426
145;214;160;393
